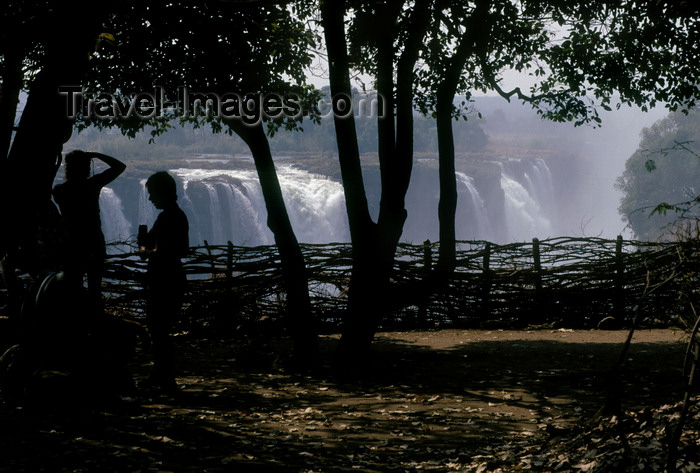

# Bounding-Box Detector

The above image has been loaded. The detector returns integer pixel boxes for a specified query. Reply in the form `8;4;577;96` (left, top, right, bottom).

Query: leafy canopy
338;0;700;126
62;1;321;139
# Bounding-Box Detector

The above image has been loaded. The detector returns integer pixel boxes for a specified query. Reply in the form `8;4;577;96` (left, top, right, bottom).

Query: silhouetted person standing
53;150;126;307
139;171;189;393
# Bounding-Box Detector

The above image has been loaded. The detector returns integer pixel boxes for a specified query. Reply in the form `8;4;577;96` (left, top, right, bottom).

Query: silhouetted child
53;150;126;307
138;171;189;393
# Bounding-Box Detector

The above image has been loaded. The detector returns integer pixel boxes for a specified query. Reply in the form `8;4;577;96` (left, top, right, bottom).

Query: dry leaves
0;330;693;472
457;402;700;472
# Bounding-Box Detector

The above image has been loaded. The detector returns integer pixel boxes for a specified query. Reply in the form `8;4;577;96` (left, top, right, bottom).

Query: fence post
423;239;432;272
532;238;543;323
532;238;542;294
418;239;432;324
227;241;234;280
203;240;215;275
482;242;492;317
614;235;625;320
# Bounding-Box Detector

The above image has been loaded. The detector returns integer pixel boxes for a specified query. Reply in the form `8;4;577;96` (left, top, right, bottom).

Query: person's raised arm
87;152;126;186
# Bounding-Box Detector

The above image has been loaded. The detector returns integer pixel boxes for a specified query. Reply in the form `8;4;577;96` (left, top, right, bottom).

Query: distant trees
271;112;487;156
64;96;488;159
617;110;700;240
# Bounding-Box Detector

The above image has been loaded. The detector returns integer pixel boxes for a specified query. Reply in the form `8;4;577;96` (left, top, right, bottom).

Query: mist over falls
97;155;607;250
401;157;566;244
68;96;670;246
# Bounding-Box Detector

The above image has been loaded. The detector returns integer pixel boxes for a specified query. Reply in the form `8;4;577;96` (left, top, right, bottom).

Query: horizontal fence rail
102;236;700;330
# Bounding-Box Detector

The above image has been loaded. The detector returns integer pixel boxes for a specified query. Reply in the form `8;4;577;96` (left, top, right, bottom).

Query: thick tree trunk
434;0;490;273
321;0;433;368
374;13;407;282
0;47;23;161
320;0;383;364
232;122;318;366
5;23;96;276
375;0;433;273
0;47;25;316
375;0;434;283
368;0;433;335
435;90;458;273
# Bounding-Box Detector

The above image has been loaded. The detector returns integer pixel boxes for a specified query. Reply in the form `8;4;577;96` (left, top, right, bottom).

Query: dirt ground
0;327;693;472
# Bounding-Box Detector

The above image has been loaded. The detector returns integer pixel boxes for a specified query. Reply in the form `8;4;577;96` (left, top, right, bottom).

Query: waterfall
99;188;132;243
169;167;350;245
212;180;270;245
137;181;158;228
455;172;491;240
499;159;554;241
95;157;559;249
523;158;556;217
207;182;227;244
274;166;349;244
402;158;557;244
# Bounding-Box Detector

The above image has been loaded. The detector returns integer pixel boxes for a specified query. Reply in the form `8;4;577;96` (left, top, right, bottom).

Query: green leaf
649;202;679;216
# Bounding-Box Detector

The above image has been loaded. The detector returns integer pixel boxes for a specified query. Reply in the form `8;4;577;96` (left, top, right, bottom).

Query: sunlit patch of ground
0;328;692;472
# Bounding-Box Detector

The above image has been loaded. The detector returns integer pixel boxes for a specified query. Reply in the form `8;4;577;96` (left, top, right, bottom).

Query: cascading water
270;166;349;244
99;187;133;250
173;169;271;245
498;159;554;242
137;181;158;230
169;166;350;246
96;157;559;247
402;158;557;243
455;172;492;240
523;158;556;217
204;182;226;244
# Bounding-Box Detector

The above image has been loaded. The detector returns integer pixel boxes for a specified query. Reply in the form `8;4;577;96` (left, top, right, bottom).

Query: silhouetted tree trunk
0;45;25;316
230;122;318;365
435;0;490;274
4;10;101;276
320;0;380;363
435;89;458;274
321;0;432;367
0;47;23;160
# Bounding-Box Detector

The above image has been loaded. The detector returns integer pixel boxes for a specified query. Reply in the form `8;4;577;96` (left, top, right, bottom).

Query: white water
137;181;158;229
99;158;560;247
99;187;132;244
170;166;349;245
523;159;556;217
455;172;492;240
499;160;554;242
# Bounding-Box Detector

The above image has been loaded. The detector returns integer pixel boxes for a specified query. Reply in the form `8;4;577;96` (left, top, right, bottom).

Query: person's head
64;150;91;181
145;171;177;209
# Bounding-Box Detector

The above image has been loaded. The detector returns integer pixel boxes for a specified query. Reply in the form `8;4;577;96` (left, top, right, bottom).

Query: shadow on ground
0;328;688;472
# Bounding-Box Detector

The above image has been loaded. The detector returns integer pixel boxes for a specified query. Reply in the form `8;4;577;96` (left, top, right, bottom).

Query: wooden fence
102;236;700;330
